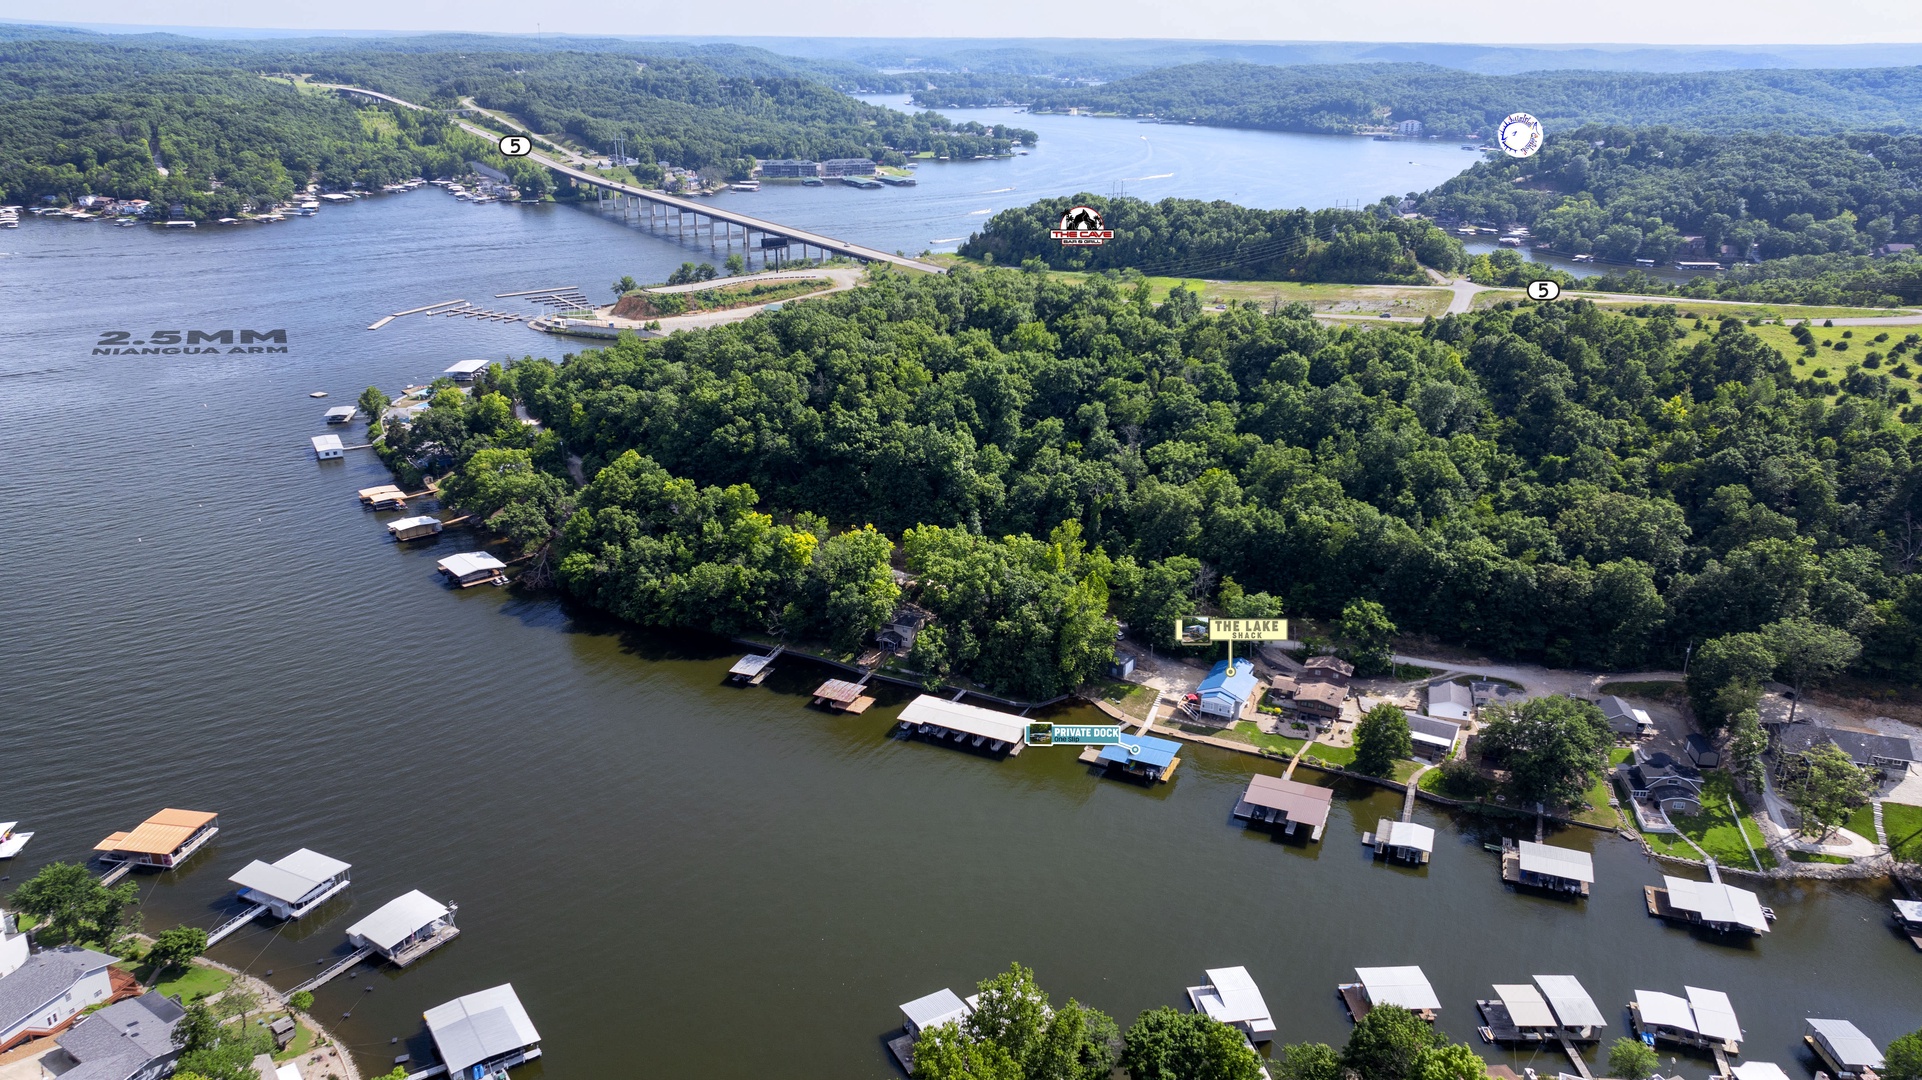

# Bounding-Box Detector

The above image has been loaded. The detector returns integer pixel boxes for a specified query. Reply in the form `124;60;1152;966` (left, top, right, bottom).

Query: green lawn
274;1016;318;1062
1789;850;1853;865
1390;760;1424;784
153;960;234;1003
1304;742;1358;767
1418;767;1449;794
1885;802;1922;861
1845;802;1880;844
1651;773;1778;869
1226;721;1304;757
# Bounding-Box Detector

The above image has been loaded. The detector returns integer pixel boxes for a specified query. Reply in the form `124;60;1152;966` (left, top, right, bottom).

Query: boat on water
730;180;761;192
801;176;824;186
0;822;33;858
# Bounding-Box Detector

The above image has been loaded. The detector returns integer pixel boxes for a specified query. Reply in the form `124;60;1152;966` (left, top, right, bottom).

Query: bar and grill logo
1051;205;1113;247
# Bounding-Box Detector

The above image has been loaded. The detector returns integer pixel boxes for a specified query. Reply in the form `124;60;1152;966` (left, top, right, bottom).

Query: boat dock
286;945;376;996
811;676;875;714
367;300;464;331
728;645;785;686
206;902;271;945
98;861;133;886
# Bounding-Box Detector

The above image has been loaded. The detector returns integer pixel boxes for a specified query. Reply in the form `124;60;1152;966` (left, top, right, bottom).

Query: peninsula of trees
387;263;1922;699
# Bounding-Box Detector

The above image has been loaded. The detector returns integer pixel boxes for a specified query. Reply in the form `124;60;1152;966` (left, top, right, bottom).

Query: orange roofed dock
95;808;219;878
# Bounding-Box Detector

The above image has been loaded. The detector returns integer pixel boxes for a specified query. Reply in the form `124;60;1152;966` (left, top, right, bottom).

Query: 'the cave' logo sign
94;329;290;354
1050;205;1113;247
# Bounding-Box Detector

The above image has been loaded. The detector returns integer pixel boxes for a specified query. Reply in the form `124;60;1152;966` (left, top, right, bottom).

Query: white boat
0;822;33;859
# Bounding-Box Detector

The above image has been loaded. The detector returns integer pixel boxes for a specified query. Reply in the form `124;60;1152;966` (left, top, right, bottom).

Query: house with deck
1365;819;1435;864
1300;655;1354;687
1231;775;1334;841
0;946;126;1052
1776;725;1919;772
1619;750;1705;829
1339;966;1440;1023
1185;967;1275;1043
1629;986;1743;1053
46;992;185;1080
1805;1018;1884;1079
346;890;460;967
1646;875;1770;935
1194;660;1258;721
230;849;352;920
95;809;219;871
1500;839;1594;896
1268;676;1345;723
424;984;541;1077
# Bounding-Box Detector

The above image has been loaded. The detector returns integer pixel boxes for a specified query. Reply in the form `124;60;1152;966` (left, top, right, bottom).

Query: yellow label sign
1209;618;1290;641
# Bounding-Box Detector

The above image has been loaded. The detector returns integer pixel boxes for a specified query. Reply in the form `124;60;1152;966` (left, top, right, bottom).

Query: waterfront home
1619;749;1705;828
357;484;409;510
1895;898;1922;948
1501;839;1595;896
1185;967;1275;1043
1425;682;1474;723
0;946;126;1052
323;406;356;424
310;434;344;460
1300;655;1354;687
812;678;875;715
45;992;186;1080
1531;974;1606;1040
1404;714;1462;758
436;552;506;588
1647;875;1770;935
757;159;822;178
1776;725;1918;772
387;516;443;542
897;696;1024;753
822;158;879;177
1629;986;1742;1053
1364;819;1435;864
890;987;976;1072
95;809;220;871
1284;679;1346;723
1339;966;1440;1023
875;607;931;655
0;912;25;979
229;849;352;919
1805;1018;1884;1078
1475;983;1559;1043
0;821;32;859
1598;695;1655;739
1232;775;1334;840
346;890;459;966
1094;733;1182;782
442;358;490;383
1194;660;1259;721
424;984;541;1077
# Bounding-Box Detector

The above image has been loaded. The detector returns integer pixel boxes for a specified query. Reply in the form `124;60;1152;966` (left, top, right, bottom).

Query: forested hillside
395;267;1922;698
960;195;1463;281
997;62;1922;137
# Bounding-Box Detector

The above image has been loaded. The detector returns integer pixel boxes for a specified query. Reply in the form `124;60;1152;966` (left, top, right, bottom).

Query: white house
1425;682;1474;722
311;434;344;460
229;849;352;919
0;911;26;979
0;946;121;1052
424;984;542;1077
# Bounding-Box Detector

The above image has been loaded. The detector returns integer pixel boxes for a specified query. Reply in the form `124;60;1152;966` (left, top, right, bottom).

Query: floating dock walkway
367;300;464;330
286;945;376;996
206;902;270;945
98;862;133;886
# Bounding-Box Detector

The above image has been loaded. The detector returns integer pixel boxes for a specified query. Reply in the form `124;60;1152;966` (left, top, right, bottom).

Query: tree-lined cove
5;27;1922;1080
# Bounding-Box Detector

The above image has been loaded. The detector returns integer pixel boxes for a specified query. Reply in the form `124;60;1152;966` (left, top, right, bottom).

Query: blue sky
2;0;1917;43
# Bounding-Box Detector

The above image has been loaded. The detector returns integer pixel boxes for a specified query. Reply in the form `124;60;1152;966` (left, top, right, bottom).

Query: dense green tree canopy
1121;1007;1263;1080
1353;703;1414;776
1476;696;1613;808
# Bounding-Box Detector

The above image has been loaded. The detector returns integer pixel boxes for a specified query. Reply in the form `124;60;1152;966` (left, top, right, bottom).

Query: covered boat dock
1231;775;1333;840
1340;966;1440;1023
896;695;1025;754
1185;966;1275;1043
811;678;875;714
1502;839;1594;896
1646;875;1770;935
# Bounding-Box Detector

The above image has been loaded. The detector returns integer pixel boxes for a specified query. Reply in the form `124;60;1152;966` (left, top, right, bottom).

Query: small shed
443;358;490;382
347;890;459;965
1425;681;1474;722
311;434;344;460
1366;819;1435;863
1196;660;1258;720
1185;966;1275;1042
271;1014;297;1049
437;551;506;587
1232;774;1334;840
423;984;541;1076
1805;1018;1884;1077
388;516;444;541
324;406;357;424
229;849;352;919
1106;656;1136;680
1095;734;1182;782
1686;732;1721;768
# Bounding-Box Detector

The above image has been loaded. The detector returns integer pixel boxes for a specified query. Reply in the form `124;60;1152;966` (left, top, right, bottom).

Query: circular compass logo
1497;112;1544;158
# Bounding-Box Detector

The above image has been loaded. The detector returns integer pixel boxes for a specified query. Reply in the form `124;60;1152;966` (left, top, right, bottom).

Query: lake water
0;121;1917;1080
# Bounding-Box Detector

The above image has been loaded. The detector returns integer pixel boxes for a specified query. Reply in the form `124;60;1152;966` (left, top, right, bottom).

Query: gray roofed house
1598;695;1655;737
53;993;186;1080
1776;725;1918;769
0;946;121;1051
1426;681;1474;722
1404;713;1462;757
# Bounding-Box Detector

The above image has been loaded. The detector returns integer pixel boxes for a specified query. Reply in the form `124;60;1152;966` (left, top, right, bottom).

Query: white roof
1664;876;1769;932
324;406;356;417
347;890;451;951
1635;990;1697;1031
897;695;1026;744
1896;898;1922;922
1533;975;1606;1029
229;849;349;904
276;1064;302;1080
310;434;343;451
1379;820;1435;852
900;988;969;1031
1517;841;1595;883
1731;1063;1792;1080
438;552;506;576
424;984;540;1074
729;654;773;676
1686;986;1741;1043
388;516;442;533
1493;984;1557;1028
1199;967;1272;1027
444;358;490;374
1807;1018;1884;1069
1356;966;1441;1011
